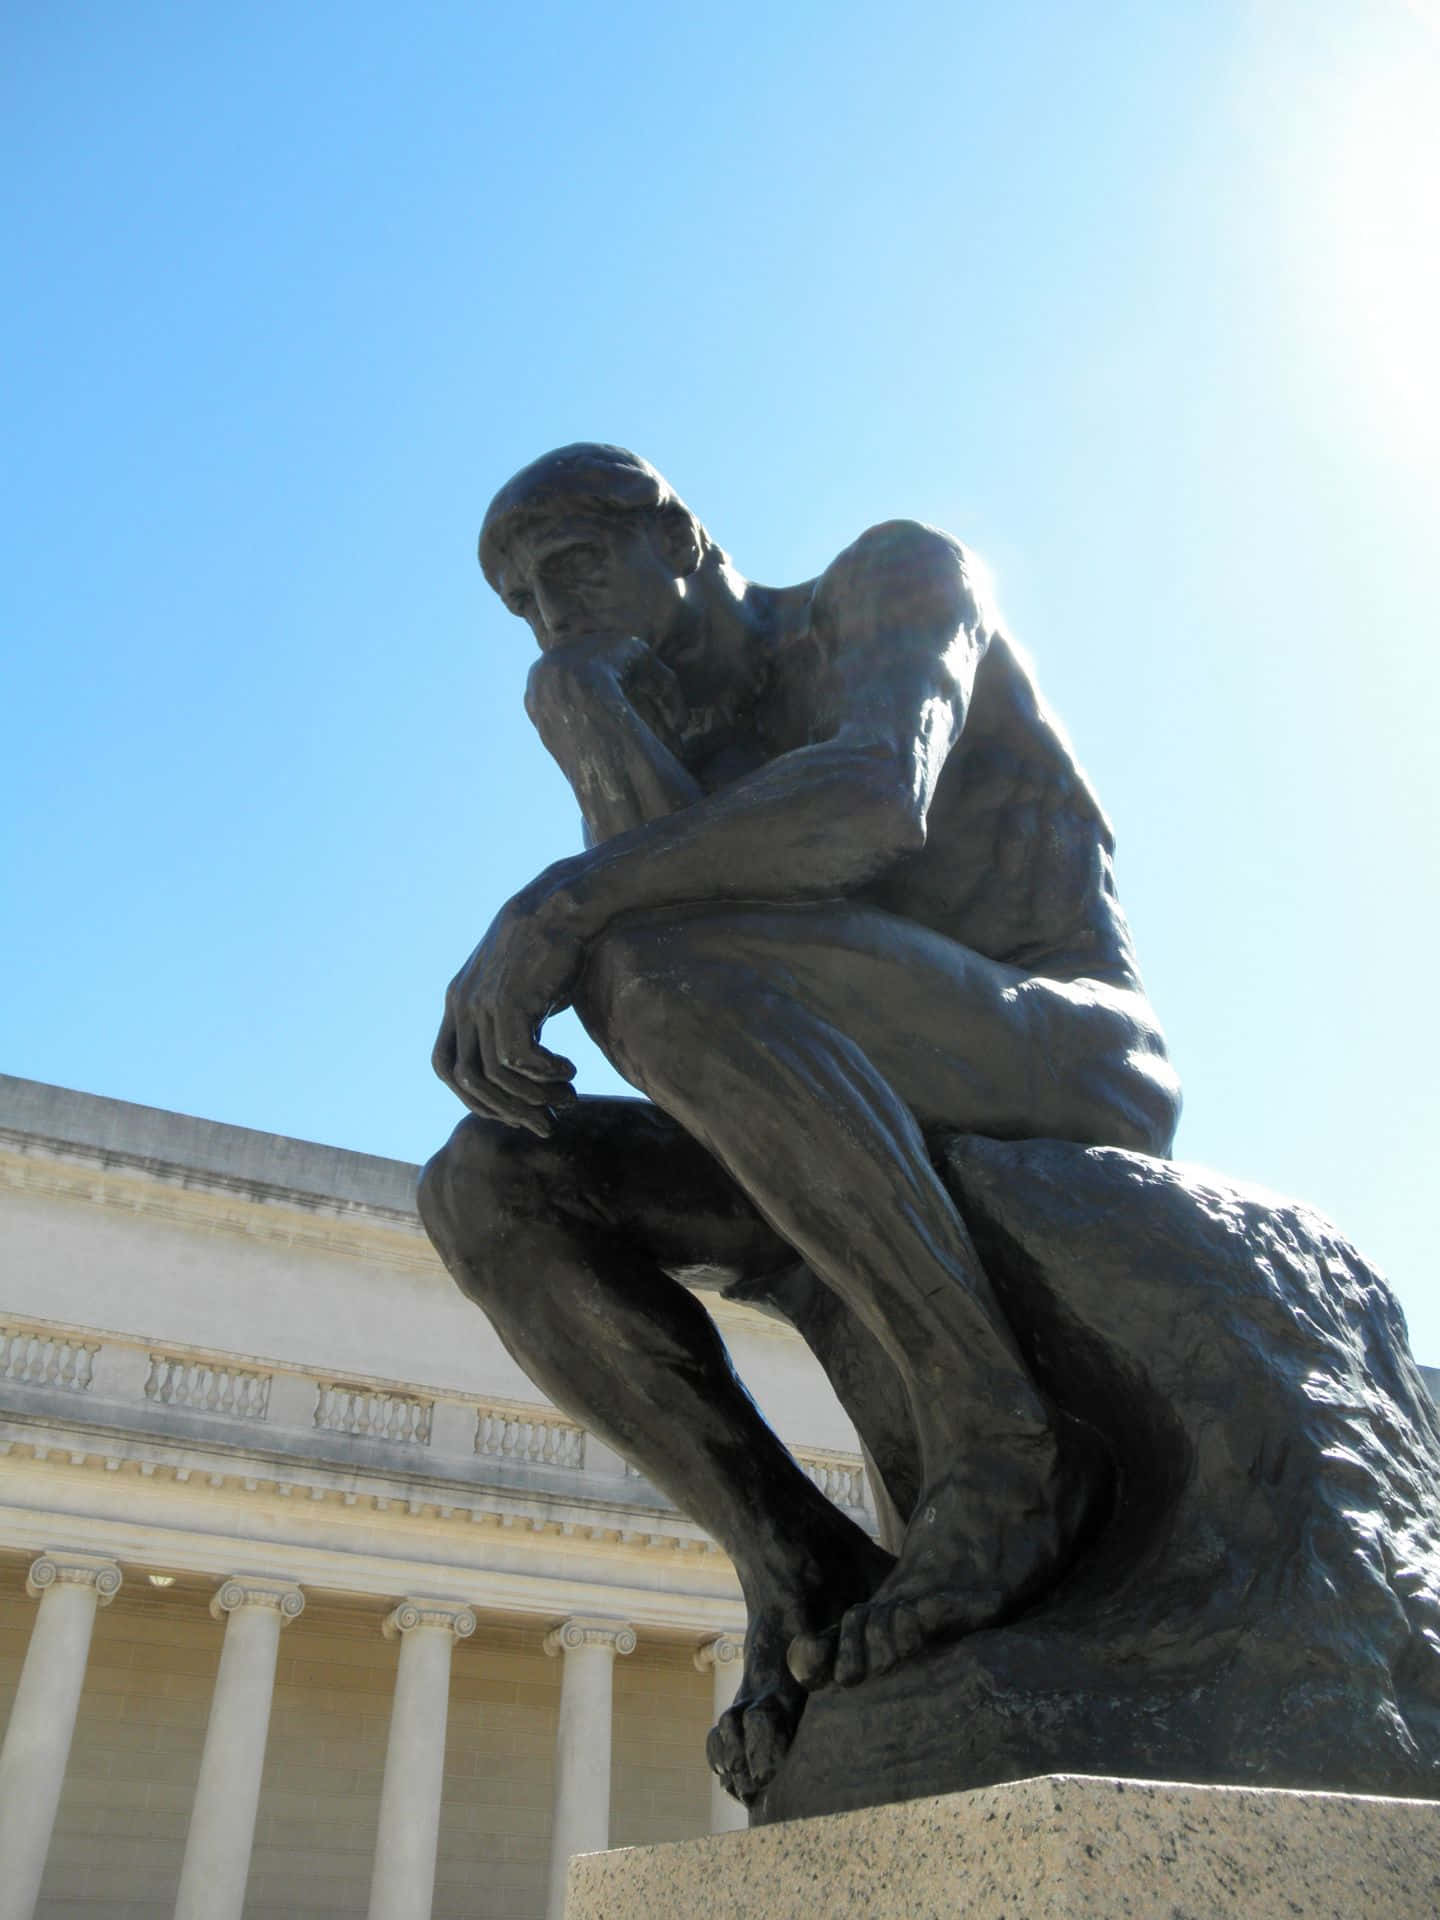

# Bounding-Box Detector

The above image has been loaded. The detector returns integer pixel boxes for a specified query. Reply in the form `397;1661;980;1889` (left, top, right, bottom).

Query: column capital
544;1615;637;1659
694;1631;744;1675
382;1597;477;1642
210;1576;305;1624
27;1551;122;1606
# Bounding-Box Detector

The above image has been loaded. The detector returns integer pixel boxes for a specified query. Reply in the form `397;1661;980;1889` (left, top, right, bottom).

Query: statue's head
479;444;714;652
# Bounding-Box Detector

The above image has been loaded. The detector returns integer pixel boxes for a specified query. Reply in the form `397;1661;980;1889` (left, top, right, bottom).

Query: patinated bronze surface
419;445;1440;1816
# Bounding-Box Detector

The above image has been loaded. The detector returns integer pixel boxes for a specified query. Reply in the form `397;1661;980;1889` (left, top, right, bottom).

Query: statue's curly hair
478;443;710;590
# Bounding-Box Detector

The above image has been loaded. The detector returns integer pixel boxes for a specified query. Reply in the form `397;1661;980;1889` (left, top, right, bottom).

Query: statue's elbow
830;741;929;859
873;780;928;859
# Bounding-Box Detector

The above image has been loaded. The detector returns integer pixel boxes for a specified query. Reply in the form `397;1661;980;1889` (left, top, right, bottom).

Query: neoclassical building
5;1074;1437;1920
0;1074;874;1920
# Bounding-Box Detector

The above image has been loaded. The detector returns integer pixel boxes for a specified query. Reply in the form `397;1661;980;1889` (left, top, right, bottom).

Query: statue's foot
708;1536;894;1804
787;1415;1108;1692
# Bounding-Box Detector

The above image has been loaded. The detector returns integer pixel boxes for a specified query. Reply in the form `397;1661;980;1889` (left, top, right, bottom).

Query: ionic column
694;1632;748;1833
0;1550;122;1920
173;1577;305;1920
543;1617;636;1920
366;1599;476;1920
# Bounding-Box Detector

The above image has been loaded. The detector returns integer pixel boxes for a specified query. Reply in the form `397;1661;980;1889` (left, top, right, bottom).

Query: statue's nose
533;582;571;636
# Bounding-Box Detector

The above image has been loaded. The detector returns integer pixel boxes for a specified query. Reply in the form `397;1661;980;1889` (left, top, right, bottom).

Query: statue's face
493;510;687;655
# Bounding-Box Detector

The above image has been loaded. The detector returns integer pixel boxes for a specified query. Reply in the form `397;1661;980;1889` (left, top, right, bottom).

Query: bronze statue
420;446;1440;1818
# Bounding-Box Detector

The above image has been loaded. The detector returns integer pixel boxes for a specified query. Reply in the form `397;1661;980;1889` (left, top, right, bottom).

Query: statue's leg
577;902;1178;1687
730;1261;922;1554
417;1096;892;1797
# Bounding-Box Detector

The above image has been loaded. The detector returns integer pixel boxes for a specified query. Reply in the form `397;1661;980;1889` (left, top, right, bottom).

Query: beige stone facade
0;1074;863;1919
0;1578;712;1918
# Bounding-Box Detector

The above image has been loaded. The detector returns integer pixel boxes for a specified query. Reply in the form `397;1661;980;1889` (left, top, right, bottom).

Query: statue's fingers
449;1057;508;1125
492;1010;576;1089
448;1064;512;1128
447;1022;498;1114
646;657;688;738
477;1010;559;1110
501;1039;577;1086
452;1019;551;1137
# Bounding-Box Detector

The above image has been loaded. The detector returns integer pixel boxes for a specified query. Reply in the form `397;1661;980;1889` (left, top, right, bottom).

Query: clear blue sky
5;3;1438;1355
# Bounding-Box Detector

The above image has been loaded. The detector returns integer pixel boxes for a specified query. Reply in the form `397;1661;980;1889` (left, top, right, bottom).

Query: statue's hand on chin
528;631;688;755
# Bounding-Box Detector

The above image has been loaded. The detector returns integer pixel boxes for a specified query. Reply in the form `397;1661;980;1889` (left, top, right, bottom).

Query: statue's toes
831;1604;871;1688
914;1591;956;1638
706;1704;746;1784
707;1693;800;1802
791;1592;993;1698
864;1598;927;1676
786;1623;840;1691
741;1693;795;1792
890;1605;936;1666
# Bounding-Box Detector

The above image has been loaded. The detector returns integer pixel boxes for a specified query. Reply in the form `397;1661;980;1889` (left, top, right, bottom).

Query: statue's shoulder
811;520;989;651
818;517;968;589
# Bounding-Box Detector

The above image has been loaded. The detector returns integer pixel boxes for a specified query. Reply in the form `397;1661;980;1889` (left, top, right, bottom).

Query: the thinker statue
419;443;1178;1792
420;445;1440;1818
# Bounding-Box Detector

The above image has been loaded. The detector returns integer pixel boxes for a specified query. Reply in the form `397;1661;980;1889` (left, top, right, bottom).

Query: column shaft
174;1580;303;1920
544;1619;635;1920
695;1634;748;1834
367;1601;475;1920
0;1554;121;1920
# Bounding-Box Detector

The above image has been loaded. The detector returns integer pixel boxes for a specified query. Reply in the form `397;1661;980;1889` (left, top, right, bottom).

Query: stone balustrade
0;1312;875;1522
475;1405;586;1468
144;1353;272;1420
797;1448;870;1512
0;1326;99;1394
314;1382;434;1445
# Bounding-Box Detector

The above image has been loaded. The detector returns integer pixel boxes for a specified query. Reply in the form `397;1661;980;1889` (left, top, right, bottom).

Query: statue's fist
525;632;686;750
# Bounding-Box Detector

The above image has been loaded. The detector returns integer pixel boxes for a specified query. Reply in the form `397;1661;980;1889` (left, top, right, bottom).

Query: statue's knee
1131;1056;1183;1158
1085;1039;1182;1158
417;1115;544;1264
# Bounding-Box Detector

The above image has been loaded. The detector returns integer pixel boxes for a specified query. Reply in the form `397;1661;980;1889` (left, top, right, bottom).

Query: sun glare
1328;43;1440;464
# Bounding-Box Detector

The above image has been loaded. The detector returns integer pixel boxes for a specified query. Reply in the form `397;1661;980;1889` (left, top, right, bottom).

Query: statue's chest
691;737;775;793
684;666;818;792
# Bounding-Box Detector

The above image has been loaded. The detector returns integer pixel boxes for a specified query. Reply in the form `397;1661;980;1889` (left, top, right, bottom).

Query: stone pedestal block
565;1774;1440;1920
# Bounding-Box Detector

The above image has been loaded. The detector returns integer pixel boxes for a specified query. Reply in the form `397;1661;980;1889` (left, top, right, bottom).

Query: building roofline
0;1073;420;1219
3;1071;1436;1387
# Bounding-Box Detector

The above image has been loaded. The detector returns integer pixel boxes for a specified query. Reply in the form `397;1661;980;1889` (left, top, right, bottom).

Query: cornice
0;1421;727;1558
0;1142;435;1274
0;1076;419;1217
0;1489;745;1631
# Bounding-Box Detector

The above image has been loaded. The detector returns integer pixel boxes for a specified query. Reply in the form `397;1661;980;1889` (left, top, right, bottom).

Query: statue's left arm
434;522;990;1128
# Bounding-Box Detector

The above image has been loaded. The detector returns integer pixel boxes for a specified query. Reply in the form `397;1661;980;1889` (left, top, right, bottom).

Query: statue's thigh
536;1095;793;1285
610;902;1141;1141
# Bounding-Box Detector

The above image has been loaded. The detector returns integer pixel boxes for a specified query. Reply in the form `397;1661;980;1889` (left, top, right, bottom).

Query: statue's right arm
524;634;704;846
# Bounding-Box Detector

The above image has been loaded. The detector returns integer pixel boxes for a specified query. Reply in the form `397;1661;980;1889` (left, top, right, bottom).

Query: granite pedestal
565;1774;1440;1919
